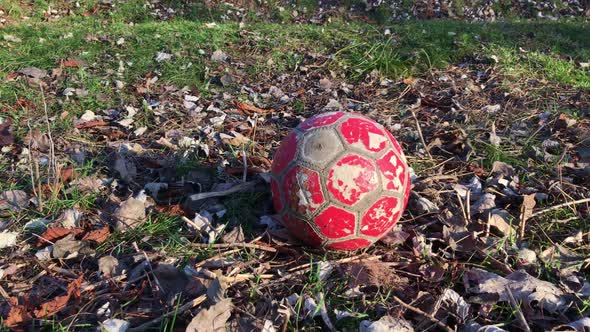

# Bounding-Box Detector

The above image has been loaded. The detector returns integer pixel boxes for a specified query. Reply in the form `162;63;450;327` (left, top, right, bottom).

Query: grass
1;5;589;112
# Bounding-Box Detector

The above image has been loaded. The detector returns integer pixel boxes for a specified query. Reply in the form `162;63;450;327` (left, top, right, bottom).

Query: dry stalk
505;286;531;332
530;197;590;218
411;109;433;160
392;295;453;332
39;86;58;196
128;294;207;331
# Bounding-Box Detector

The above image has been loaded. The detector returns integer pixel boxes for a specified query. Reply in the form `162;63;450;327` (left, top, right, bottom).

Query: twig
128;294;207;332
26;120;41;210
242;149;248;182
505;286;531;332
40;86;57;191
287;254;380;272
188;241;277;253
188;180;259;201
392;295;453;332
132;242;162;294
411;109;433;160
318;292;336;332
530;197;590;218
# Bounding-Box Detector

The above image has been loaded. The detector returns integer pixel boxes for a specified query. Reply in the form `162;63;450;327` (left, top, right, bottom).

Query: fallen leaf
5;297;32;327
101;319;130;332
155;51;172;62
37;227;84;247
470;193;496;215
415;196;439;213
34;275;83;318
234;101;273;114
222;225;244;243
0;190;29;211
487;209;516;237
210;50;228;62
52;234;91;259
464;268;568;313
539;244;585;270
82;226;111;244
186;298;232;332
74;120;109;129
551;317;590;332
114;196;147;231
0;119;14;147
440;288;470;321
62;58;84;68
98;255;121;277
360;315;414;332
17;67;47;79
58;208;83;228
519;194;536;235
0;231;18;249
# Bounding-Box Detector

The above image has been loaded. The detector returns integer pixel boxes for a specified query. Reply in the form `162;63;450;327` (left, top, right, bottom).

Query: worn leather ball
270;111;410;250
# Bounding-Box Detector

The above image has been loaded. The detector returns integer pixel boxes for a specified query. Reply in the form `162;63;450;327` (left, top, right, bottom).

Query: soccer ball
270;111;410;250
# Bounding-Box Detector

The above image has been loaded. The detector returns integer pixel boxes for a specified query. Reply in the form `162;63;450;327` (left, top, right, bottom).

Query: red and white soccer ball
270;111;411;250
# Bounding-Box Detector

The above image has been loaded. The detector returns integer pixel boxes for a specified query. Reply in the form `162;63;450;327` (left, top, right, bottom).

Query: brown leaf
34;275;83;318
61;58;83;68
74;120;109;129
60;166;77;183
37;227;84;247
5;297;32;327
234;101;273;114
519;194;536;237
81;226;111;244
186;298;232;332
0;119;14;147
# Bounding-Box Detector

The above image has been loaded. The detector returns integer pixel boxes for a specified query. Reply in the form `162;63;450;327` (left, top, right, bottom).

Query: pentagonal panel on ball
297;111;345;131
281;213;324;247
299;129;344;168
327;154;379;206
281;166;325;217
376;149;406;192
271;131;299;176
314;206;356;239
360;196;401;237
339;117;388;153
326;238;372;250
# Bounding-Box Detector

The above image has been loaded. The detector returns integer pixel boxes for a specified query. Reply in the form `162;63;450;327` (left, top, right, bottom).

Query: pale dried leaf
0;231;18;249
186;298;232;332
360;315;414;332
114;197;147;231
464;268;568;313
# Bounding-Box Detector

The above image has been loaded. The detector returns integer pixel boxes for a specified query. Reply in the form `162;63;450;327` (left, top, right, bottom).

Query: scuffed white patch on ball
382;154;404;191
368;132;387;150
295;171;320;211
330;163;377;201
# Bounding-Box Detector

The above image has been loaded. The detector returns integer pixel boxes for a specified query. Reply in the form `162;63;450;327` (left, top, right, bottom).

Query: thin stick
411;110;433;160
188;180;259;201
530;197;590;218
242;149;248;183
40;86;57;189
287;254;380;272
26;120;40;210
505;286;531;332
132;242;162;293
188;242;277;253
128;294;207;332
392;295;453;332
318;292;336;332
